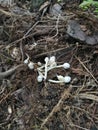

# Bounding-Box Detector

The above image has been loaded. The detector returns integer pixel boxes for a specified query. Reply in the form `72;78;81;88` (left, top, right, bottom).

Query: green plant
79;0;98;13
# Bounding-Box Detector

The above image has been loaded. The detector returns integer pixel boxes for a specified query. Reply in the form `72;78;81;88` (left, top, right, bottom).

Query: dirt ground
0;1;98;130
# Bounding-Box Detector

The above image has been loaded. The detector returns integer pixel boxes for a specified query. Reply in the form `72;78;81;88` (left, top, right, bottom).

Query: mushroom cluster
24;55;71;84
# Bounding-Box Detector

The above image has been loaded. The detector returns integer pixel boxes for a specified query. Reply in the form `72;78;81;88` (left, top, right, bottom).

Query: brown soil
0;1;98;130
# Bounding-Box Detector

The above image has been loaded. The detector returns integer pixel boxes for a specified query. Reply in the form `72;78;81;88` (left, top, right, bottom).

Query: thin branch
41;86;72;128
75;56;98;84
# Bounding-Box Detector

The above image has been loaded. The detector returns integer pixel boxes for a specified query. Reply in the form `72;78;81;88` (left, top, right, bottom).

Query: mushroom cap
28;62;34;69
37;75;43;82
64;76;71;83
63;63;70;69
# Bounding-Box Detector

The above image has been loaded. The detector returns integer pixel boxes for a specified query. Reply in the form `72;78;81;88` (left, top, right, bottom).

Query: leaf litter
0;1;98;130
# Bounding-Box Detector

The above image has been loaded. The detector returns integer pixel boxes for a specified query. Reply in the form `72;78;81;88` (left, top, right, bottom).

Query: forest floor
0;1;98;130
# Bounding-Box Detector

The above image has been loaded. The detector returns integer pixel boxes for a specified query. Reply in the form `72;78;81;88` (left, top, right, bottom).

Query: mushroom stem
47;63;70;71
47;65;62;71
44;57;49;80
48;79;64;83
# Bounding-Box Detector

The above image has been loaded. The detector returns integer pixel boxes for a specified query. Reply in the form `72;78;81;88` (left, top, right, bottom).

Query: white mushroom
48;75;71;84
57;75;64;82
44;57;49;80
24;54;30;64
28;62;34;69
64;76;71;83
24;58;29;64
49;56;57;67
62;63;70;69
49;56;56;63
48;62;70;71
37;75;43;82
8;105;12;114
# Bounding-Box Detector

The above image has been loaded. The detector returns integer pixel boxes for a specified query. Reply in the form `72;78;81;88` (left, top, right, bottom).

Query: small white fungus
8;106;12;114
37;62;42;66
57;75;64;82
62;63;70;69
49;56;56;63
28;62;34;69
64;76;71;83
37;75;43;82
24;59;29;64
49;56;57;67
44;57;49;63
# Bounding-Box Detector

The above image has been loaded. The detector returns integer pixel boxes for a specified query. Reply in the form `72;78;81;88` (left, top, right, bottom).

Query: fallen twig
75;56;98;84
41;86;72;128
0;64;24;80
